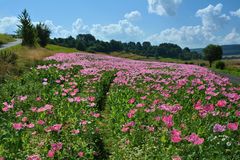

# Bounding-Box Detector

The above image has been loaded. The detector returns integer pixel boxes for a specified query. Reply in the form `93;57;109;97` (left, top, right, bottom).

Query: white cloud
147;25;217;48
89;11;144;42
196;3;230;31
72;18;89;35
44;20;71;38
222;28;240;44
90;19;144;41
147;0;182;16
230;8;240;17
147;3;234;48
44;18;89;38
0;16;18;33
124;10;141;21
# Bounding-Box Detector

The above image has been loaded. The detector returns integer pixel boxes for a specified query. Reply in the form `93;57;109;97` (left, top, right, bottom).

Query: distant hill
191;44;240;56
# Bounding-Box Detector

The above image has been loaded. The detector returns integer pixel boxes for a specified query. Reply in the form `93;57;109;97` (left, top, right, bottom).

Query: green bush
0;51;18;65
215;61;225;70
184;62;194;65
199;62;207;67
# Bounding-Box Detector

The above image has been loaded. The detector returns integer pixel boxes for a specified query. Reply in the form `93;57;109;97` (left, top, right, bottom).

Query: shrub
199;63;207;67
215;61;225;70
184;62;194;65
0;51;18;65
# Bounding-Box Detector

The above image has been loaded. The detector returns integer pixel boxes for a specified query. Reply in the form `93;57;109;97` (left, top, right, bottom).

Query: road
0;39;22;50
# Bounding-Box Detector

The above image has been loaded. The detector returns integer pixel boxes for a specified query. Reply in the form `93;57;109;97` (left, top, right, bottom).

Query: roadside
214;70;240;85
0;39;22;50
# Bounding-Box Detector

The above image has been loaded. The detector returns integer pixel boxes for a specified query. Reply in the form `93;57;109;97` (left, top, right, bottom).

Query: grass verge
0;34;15;45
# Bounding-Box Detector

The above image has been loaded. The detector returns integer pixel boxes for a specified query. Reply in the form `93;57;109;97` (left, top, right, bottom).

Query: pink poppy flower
155;116;161;121
227;122;238;131
78;151;84;157
171;129;182;143
162;115;174;128
26;123;35;128
44;104;53;110
13;123;23;130
235;111;240;117
128;98;135;104
136;103;145;108
2;107;9;112
125;121;135;127
216;100;227;107
88;96;95;102
51;142;62;151
121;127;129;132
93;113;100;118
27;154;41;160
140;96;147;100
31;107;37;112
127;109;137;118
16;111;23;117
36;97;41;101
47;150;55;158
68;98;74;102
80;120;87;125
194;100;202;110
71;129;80;135
18;96;28;102
22;117;28;122
185;133;204;145
153;99;160;105
213;124;226;132
172;156;182;160
89;103;96;107
37;120;45;125
147;126;155;132
51;124;62;132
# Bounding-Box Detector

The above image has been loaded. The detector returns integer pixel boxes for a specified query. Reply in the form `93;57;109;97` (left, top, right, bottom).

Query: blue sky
0;0;240;48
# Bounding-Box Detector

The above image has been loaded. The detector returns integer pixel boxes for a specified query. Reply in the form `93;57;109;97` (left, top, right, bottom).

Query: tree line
50;34;201;60
16;9;223;66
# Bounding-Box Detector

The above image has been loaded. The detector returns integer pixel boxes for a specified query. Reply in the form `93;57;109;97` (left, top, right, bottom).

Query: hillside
0;34;15;46
0;44;78;82
191;44;240;56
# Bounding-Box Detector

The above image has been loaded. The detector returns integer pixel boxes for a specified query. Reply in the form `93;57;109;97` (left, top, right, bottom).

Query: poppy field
0;53;240;159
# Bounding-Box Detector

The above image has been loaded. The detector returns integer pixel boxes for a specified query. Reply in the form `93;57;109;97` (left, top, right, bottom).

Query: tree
110;40;123;51
76;40;86;51
17;9;37;47
203;44;223;67
36;23;51;47
183;47;190;53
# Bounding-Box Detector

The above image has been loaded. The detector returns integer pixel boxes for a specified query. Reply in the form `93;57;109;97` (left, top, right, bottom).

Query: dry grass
0;44;79;82
2;44;78;66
